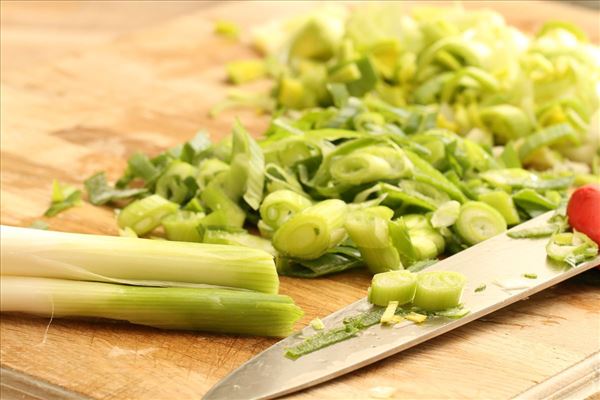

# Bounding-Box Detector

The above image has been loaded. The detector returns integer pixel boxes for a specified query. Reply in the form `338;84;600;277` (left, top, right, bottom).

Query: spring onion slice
546;232;598;266
1;225;280;294
368;271;417;307
380;301;399;324
202;228;276;256
1;277;301;337
117;194;179;236
405;150;467;203
431;200;461;228
276;246;363;278
155;161;199;204
479;105;532;144
345;210;401;273
200;183;246;228
85;172;147;206
412;271;466;311
409;227;445;260
518;123;577;162
508;224;559;239
44;180;82;217
273;199;347;260
259;190;312;230
227;121;265;210
478;191;520;226
455;201;507;245
161;211;205;242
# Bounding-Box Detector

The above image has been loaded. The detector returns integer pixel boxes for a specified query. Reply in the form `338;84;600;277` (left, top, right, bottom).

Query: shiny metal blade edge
204;212;600;400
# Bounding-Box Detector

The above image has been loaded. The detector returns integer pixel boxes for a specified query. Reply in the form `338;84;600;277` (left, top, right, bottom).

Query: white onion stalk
0;225;279;294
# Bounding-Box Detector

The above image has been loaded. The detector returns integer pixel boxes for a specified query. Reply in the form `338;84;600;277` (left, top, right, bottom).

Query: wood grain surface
1;2;599;399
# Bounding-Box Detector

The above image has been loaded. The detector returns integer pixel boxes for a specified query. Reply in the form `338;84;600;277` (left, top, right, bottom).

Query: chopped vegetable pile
29;5;600;338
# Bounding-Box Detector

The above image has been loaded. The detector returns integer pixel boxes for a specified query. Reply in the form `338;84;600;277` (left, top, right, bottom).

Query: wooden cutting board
1;2;599;399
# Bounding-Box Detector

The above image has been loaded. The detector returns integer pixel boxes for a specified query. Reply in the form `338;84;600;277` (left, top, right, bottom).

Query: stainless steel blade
204;212;600;400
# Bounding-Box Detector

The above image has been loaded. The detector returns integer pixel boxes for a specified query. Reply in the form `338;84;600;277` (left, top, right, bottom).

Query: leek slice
412;271;466;311
546;232;598;267
155;161;198;204
273;199;347;260
259;190;312;230
117;194;179;236
45;180;82;217
431;200;461;228
85;172;147;206
1;277;302;337
161;211;205;242
368;270;417;306
478;191;520;226
1;225;279;294
345;210;401;273
455;201;507;245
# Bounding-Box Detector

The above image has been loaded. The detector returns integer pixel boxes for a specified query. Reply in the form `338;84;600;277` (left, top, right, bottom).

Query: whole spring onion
1;277;302;337
1;225;280;294
412;271;466;311
273;199;347;260
368;270;417;306
455;201;507;245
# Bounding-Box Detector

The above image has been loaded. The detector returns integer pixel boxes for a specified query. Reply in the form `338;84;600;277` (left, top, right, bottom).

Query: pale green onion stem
1;277;302;337
1;225;279;294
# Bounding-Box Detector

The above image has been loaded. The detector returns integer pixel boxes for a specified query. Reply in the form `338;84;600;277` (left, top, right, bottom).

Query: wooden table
1;2;599;399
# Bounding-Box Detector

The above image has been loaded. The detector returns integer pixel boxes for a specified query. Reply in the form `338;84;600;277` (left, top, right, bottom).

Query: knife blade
204;212;600;400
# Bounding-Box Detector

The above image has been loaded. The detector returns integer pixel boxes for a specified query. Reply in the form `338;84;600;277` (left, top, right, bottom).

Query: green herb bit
508;224;559;239
85;172;147;206
380;301;399;324
214;20;240;40
44;180;82;217
474;284;487;293
310;318;325;331
523;273;538;279
285;325;359;360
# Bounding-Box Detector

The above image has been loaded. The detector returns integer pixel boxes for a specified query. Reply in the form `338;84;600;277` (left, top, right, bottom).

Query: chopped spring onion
201;227;276;256
507;224;559;239
368;271;417;307
1;277;302;337
276;246;363;278
474;284;487;293
478;191;520;226
44;180;82;217
117;194;179;236
200;183;246;228
310;318;325;330
155;161;198;204
455;201;507;245
345;210;401;273
214;20;240;40
430;200;460;228
380;301;399;324
412;271;466;311
227;59;268;85
523;273;538;279
273;199;347;260
85;172;147;206
259;190;312;230
546;231;598;267
161;211;205;242
405;312;427;324
1;225;280;294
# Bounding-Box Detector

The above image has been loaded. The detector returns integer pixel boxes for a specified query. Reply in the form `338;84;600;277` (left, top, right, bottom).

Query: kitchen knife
204;211;600;400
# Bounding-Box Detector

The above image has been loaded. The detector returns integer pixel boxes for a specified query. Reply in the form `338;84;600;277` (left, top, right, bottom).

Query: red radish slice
567;184;600;247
